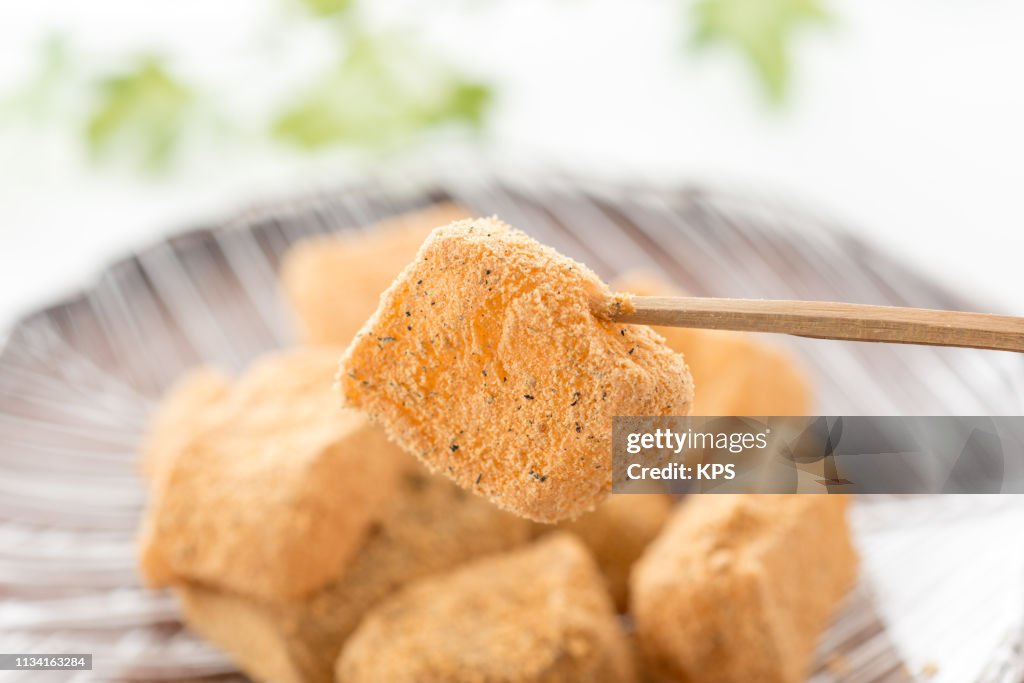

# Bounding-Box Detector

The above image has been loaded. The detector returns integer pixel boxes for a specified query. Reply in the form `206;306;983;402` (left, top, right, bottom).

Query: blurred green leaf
0;34;73;120
86;56;193;171
273;32;491;150
692;0;828;101
297;0;352;16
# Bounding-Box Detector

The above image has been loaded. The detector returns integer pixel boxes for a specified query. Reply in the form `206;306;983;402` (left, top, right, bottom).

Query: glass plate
2;165;1022;682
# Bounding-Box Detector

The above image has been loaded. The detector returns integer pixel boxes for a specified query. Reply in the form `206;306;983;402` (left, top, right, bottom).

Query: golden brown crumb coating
339;219;694;523
631;495;858;683
557;493;674;611
139;367;230;481
175;467;534;683
613;272;812;416
138;348;403;602
280;203;470;346
336;533;637;683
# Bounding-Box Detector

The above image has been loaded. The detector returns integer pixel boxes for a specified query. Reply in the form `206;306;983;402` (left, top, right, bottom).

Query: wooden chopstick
611;296;1024;353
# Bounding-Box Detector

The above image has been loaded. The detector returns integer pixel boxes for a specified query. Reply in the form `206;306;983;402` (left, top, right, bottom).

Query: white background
1;0;1022;330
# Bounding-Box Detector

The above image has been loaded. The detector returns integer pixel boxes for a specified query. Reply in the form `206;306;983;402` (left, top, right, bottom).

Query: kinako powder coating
631;494;858;683
280;203;471;347
335;533;637;683
174;467;535;683
338;217;694;523
138;349;403;602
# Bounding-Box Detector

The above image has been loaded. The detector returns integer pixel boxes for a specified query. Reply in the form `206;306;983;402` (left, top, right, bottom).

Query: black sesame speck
450;444;459;452
628;347;635;355
523;394;534;400
570;391;581;406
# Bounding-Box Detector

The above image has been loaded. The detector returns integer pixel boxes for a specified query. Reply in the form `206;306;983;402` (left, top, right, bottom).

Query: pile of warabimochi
138;204;858;683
